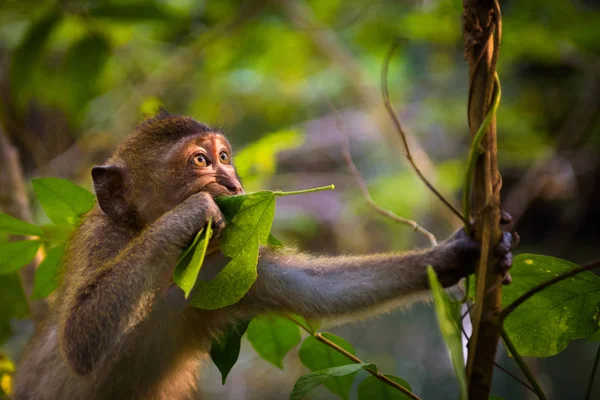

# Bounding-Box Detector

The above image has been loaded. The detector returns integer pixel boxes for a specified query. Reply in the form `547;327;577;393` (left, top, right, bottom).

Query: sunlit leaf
299;333;358;400
427;267;467;400
189;233;259;310
267;233;284;247
173;223;211;298
0;240;41;274
290;363;371;400
32;178;96;225
210;319;251;384
246;315;301;369
31;245;64;300
0;274;29;344
357;375;412;400
0;213;42;237
503;254;600;357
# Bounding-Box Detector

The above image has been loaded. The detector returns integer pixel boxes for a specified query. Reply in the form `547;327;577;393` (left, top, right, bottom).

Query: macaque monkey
14;112;514;400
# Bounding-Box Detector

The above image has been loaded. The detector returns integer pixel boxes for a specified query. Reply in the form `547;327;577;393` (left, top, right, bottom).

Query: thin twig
501;259;600;320
585;344;600;400
501;329;548;400
381;41;468;225
463;73;502;233
289;318;422;400
328;101;438;246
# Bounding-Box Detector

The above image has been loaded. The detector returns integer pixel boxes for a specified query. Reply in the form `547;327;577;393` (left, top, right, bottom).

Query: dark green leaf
427;267;467;399
173;223;211;298
32;178;96;225
299;333;358;400
267;233;284;247
503;254;600;357
0;213;42;237
488;396;504;400
357;375;412;400
0;273;29;344
0;240;41;274
587;329;600;342
290;363;370;400
210;319;251;384
89;3;169;21
11;10;61;89
31;245;64;300
246;315;301;369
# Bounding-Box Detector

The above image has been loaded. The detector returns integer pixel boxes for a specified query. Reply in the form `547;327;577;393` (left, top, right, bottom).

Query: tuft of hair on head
132;112;216;144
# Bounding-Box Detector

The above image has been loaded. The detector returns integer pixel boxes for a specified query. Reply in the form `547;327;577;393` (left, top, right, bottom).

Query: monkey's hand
434;212;518;287
169;192;226;247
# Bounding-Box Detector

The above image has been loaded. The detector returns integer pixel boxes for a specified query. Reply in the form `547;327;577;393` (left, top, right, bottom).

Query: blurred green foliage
0;0;599;399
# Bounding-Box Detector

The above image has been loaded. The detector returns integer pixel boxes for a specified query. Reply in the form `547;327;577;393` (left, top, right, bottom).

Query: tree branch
289;317;422;400
462;1;504;397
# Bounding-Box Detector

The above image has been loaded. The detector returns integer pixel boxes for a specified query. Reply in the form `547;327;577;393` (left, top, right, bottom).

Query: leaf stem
585;344;600;400
289;318;422;400
501;328;548;400
274;184;335;197
462;72;502;234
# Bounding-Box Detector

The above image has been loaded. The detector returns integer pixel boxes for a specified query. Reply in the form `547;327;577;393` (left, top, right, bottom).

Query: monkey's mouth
203;182;242;197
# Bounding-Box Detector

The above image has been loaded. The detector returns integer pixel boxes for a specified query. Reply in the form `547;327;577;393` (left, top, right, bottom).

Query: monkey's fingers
211;216;227;239
495;231;514;285
500;210;513;225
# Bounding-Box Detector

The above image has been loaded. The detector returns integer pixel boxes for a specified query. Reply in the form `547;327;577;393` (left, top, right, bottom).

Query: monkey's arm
240;231;487;319
59;193;224;376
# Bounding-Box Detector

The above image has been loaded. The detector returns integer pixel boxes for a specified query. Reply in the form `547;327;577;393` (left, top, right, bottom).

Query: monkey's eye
219;151;231;165
191;154;208;167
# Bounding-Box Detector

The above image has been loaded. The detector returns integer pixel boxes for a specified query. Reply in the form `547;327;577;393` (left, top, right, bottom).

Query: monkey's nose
222;180;243;194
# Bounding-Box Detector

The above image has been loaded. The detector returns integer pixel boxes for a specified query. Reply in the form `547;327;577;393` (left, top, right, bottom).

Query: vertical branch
462;0;503;398
0;127;47;322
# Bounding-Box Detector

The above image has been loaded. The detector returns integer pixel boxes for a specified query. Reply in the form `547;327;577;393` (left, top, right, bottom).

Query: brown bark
0;127;47;322
462;0;503;398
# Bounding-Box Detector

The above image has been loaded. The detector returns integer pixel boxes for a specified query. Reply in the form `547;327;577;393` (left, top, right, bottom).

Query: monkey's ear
91;165;134;225
156;107;171;118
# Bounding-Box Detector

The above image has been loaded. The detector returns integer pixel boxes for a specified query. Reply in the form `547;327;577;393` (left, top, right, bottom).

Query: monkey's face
169;132;244;199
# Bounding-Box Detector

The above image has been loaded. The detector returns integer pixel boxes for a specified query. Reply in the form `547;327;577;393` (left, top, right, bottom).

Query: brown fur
14;114;480;400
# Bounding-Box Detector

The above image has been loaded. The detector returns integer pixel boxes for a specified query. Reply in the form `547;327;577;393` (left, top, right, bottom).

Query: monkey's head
91;111;243;228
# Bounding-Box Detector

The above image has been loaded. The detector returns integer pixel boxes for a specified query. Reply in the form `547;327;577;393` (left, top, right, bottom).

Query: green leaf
299;333;358;400
210;319;251;384
0;273;29;344
189;233;260;310
32;178;96;225
31;245;64;300
290;363;370;400
0;353;14;374
450;0;463;12
503;254;600;357
89;3;169;21
173;222;212;298
246;315;301;369
11;10;61;90
0;213;42;237
219;192;275;256
0;240;41;274
357;375;412;400
587;329;600;342
427;267;467;400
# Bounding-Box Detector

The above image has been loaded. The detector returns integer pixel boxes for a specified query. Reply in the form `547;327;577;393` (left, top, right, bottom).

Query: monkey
13;112;515;400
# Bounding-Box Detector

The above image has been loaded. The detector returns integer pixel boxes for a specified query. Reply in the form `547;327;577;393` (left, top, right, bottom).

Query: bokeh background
1;0;599;399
